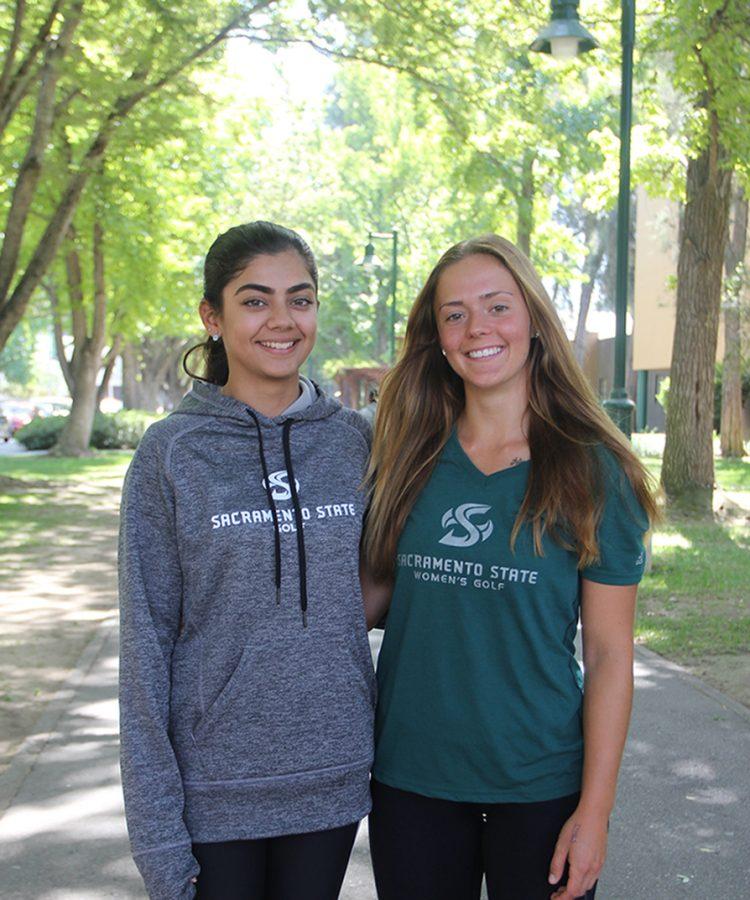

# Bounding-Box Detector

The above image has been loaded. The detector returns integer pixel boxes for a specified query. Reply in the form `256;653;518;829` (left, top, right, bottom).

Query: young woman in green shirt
362;235;657;900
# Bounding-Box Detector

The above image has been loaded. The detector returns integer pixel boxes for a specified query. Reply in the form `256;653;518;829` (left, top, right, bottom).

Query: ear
199;299;220;336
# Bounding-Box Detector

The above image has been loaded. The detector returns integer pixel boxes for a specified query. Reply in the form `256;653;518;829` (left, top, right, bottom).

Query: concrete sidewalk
0;628;748;899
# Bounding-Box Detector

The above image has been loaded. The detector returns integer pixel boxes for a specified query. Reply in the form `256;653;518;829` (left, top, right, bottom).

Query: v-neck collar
445;428;531;481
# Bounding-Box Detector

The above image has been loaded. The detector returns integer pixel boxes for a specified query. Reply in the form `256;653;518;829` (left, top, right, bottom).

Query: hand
548;806;608;899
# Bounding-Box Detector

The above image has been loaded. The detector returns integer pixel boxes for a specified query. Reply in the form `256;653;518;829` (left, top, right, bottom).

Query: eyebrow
234;281;315;296
438;290;515;309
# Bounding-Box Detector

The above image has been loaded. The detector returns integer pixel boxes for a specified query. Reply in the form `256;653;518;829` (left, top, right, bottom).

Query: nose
267;302;294;330
466;309;490;337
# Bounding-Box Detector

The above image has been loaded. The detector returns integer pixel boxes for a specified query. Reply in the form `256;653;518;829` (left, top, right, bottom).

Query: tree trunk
662;141;732;511
53;346;100;456
121;342;139;409
573;214;608;364
53;218;110;456
516;150;535;258
97;334;122;408
720;186;747;458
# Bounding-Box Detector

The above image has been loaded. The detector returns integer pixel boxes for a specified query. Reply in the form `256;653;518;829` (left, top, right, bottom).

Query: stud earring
532;331;540;339
441;348;447;356
211;333;221;342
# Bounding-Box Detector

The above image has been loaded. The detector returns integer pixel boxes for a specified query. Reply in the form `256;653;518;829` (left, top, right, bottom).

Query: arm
549;578;637;900
119;437;199;899
359;559;392;630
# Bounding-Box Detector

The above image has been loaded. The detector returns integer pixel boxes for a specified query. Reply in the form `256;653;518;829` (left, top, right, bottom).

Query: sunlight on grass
652;531;693;550
0;451;133;484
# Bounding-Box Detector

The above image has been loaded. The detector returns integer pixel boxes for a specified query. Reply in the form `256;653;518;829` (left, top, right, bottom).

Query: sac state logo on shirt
262;470;301;502
439;503;494;548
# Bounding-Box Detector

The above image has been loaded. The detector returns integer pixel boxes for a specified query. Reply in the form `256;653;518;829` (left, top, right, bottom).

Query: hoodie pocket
192;638;254;745
189;628;374;782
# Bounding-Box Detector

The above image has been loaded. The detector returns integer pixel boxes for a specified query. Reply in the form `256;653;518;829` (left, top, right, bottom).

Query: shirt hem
371;768;582;805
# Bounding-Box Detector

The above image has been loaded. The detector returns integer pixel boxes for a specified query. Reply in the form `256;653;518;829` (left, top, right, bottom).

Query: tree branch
91;218;107;350
0;0;82;307
45;279;74;394
0;0;66;137
0;0;26;102
97;333;122;405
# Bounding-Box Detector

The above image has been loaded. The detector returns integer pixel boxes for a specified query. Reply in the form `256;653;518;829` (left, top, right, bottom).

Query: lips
465;346;504;359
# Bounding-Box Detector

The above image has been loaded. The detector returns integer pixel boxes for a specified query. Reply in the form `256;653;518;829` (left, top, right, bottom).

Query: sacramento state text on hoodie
118;380;376;900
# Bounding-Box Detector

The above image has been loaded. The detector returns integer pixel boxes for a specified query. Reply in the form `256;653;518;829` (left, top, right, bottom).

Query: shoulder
127;412;204;482
591;444;649;531
327;404;373;451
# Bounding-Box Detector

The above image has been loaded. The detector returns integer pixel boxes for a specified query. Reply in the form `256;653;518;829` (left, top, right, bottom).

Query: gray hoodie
118;381;375;900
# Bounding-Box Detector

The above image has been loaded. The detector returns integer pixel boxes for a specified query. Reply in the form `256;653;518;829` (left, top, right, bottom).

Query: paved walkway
0;627;748;899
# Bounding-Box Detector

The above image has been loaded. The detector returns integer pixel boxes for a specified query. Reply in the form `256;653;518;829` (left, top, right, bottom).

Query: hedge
15;410;162;451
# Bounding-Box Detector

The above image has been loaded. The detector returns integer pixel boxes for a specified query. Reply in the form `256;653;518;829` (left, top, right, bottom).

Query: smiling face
434;253;533;398
200;249;318;395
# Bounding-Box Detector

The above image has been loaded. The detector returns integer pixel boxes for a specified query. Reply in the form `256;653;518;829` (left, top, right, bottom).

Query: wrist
575;795;614;820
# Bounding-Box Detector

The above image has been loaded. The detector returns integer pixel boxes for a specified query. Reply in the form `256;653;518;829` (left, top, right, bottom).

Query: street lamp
532;0;636;437
357;229;399;364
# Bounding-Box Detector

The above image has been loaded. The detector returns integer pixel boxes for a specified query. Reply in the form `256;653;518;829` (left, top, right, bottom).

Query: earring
532;331;540;339
441;348;447;356
211;333;221;342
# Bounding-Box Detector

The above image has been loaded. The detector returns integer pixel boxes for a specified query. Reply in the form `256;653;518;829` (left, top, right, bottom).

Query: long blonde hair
364;234;658;581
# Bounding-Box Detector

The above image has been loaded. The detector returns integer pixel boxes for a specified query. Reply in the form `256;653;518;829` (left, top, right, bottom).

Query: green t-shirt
373;432;648;804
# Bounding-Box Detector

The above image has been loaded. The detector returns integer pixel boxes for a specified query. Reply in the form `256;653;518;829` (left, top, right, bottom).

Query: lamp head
530;0;598;59
357;241;384;269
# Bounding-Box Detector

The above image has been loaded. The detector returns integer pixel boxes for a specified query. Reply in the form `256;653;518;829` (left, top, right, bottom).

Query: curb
0;617;118;818
634;643;750;725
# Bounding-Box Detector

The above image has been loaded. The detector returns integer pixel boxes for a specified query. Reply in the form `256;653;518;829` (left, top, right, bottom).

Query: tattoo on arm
510;457;527;467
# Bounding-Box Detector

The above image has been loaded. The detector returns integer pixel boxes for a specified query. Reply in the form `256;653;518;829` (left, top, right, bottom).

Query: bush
14;414;66;450
15;409;162;451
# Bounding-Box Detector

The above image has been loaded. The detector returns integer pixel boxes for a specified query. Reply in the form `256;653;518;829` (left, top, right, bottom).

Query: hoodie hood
173;379;340;427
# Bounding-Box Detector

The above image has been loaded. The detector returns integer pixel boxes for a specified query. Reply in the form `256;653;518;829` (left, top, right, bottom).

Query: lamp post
358;229;399;364
532;0;636;437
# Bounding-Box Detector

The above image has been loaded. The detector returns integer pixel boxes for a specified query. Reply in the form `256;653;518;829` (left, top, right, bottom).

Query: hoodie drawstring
246;410;282;605
246;411;310;627
282;420;309;628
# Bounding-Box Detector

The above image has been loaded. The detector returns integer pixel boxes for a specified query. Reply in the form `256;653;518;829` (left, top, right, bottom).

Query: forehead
226;250;313;291
435;253;521;304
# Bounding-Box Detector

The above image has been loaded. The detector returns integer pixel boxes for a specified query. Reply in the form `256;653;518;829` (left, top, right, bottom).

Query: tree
720;182;748;457
655;0;750;510
0;0;288;352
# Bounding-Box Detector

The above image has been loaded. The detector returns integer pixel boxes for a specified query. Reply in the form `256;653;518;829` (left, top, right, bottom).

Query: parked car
0;401;34;434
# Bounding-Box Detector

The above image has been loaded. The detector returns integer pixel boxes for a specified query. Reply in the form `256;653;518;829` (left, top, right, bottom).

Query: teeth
260;341;295;349
467;346;502;359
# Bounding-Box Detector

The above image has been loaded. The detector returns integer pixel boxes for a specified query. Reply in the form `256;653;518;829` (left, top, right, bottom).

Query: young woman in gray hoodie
118;222;376;900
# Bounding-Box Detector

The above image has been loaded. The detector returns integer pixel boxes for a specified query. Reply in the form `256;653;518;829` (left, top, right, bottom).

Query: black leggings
369;779;597;900
193;821;359;900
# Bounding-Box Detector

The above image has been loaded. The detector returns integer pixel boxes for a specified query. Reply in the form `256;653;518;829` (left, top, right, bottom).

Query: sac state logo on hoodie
262;470;301;502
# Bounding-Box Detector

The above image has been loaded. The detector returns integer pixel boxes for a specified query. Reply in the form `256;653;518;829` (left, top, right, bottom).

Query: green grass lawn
642;456;750;492
635;455;750;661
0;450;133;483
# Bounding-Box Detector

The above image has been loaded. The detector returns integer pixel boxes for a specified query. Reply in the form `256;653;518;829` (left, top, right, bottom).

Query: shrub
14;414;66;450
15;409;162;451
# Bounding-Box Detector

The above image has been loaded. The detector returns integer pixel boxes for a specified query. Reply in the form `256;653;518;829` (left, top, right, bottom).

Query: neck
459;378;529;446
222;373;302;418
